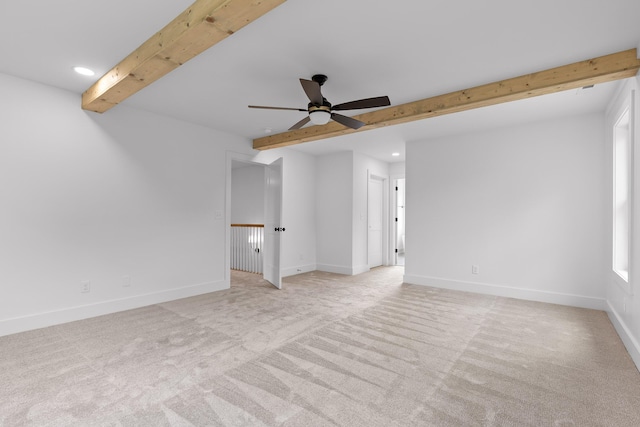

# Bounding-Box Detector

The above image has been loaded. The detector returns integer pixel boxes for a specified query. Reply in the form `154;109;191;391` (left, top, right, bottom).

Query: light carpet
1;267;639;426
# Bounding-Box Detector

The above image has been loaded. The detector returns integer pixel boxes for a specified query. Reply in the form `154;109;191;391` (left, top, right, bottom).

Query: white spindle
231;225;264;274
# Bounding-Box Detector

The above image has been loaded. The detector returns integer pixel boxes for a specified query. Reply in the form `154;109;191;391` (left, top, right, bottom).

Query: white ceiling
1;0;639;163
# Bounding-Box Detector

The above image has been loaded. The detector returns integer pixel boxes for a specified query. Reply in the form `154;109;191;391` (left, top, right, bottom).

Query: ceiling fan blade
289;116;311;130
332;96;391;111
300;79;323;105
248;105;307;112
331;113;365;130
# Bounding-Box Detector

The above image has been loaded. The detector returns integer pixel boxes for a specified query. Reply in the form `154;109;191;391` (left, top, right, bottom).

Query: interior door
368;176;384;268
263;158;283;289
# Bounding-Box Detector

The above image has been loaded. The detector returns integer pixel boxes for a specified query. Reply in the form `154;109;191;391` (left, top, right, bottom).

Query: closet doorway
394;178;406;266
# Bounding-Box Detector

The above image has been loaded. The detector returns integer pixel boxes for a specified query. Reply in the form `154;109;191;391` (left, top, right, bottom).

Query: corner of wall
316;264;368;276
607;301;640;370
352;265;371;276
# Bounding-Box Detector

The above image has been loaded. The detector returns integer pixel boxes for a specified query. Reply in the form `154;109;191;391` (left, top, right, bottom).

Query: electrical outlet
123;275;131;287
80;281;91;293
472;265;480;275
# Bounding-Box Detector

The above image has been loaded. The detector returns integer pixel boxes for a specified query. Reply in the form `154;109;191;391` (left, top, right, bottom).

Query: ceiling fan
249;74;390;131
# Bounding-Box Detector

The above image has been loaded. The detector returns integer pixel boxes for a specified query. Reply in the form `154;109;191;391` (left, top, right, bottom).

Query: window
613;106;630;283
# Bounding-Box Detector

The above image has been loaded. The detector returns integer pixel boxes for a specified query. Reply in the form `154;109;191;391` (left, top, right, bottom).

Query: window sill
613;269;632;296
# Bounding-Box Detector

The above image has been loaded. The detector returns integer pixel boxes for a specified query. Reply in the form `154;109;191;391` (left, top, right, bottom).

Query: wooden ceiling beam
82;0;286;113
253;48;640;150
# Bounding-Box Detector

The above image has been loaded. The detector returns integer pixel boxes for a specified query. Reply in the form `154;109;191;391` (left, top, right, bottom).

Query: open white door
263;158;283;289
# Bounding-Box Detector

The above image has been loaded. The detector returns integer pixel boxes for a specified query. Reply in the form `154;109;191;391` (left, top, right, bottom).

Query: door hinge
395;249;398;253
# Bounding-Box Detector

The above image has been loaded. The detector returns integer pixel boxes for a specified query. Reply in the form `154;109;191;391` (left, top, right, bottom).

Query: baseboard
316;264;353;275
316;264;352;275
607;301;640;371
282;264;316;277
0;280;228;338
403;274;606;310
352;264;370;275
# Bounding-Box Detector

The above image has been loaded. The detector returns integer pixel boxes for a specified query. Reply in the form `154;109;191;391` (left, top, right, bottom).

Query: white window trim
612;91;635;296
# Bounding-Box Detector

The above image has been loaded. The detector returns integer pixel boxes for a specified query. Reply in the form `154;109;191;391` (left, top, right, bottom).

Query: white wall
252;148;317;277
405;112;607;309
389;162;405;177
231;165;264;224
315;151;354;274
0;72;253;336
605;76;640;369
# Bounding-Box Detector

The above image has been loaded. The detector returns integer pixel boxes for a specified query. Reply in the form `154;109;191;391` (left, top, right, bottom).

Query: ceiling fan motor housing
312;74;328;86
308;101;331;111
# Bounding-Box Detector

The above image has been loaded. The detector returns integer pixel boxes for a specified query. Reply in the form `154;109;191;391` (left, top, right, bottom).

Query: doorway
394;178;406;266
226;153;283;289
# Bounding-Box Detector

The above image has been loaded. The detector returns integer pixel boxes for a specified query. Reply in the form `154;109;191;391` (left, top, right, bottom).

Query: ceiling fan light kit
309;109;331;125
249;74;390;131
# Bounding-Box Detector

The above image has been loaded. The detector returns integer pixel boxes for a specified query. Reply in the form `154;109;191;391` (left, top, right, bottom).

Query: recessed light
73;66;95;76
264;128;272;134
392;152;400;157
